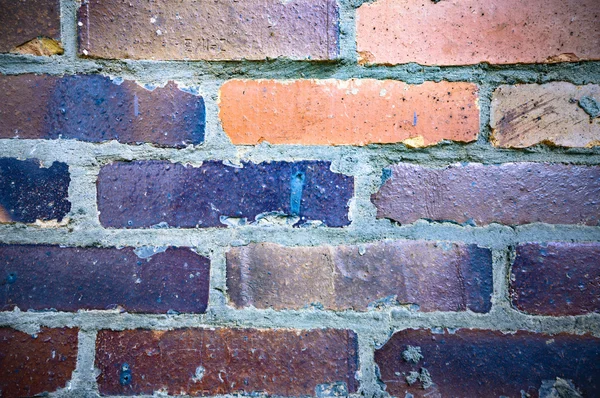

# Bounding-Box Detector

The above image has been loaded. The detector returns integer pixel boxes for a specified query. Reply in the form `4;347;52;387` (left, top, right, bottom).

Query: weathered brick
510;243;600;316
78;0;339;61
219;80;479;146
98;160;353;228
0;158;70;223
491;83;600;148
0;245;209;313
96;328;358;396
0;0;62;55
0;74;205;147
375;329;600;397
0;327;78;397
371;163;600;226
227;241;492;312
356;0;600;65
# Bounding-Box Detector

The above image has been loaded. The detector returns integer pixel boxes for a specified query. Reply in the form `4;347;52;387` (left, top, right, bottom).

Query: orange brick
356;0;600;66
219;79;479;146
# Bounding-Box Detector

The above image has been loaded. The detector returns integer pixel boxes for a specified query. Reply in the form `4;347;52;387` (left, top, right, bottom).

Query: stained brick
0;327;78;397
219;80;479;146
0;245;209;313
510;242;600;316
98;160;353;228
78;0;339;61
0;158;70;223
356;0;600;65
0;74;205;147
0;0;61;54
96;328;358;396
491;83;600;148
227;241;492;312
375;329;600;397
371;163;600;226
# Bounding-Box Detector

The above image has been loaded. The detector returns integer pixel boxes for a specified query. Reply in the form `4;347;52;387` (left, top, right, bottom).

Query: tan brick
491;83;600;148
219;80;479;146
226;241;492;312
356;0;600;65
78;0;339;61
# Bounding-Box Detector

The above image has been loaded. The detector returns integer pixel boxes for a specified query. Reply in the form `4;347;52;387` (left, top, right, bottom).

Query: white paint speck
150;17;156;23
156;29;162;36
82;49;89;55
77;21;83;26
380;89;387;97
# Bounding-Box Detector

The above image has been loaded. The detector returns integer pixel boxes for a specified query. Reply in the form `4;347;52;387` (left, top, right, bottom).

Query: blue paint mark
290;171;306;215
120;363;132;386
381;168;392;186
413;111;418;126
6;272;17;284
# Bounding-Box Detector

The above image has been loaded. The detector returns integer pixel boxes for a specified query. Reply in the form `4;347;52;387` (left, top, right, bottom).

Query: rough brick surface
491;83;600;148
96;328;358;396
510;242;600;316
375;329;600;397
0;75;205;147
356;0;600;66
0;0;61;54
219;80;479;146
0;158;70;223
98;160;353;228
0;245;209;313
227;241;492;312
78;0;339;61
372;163;600;226
0;327;78;397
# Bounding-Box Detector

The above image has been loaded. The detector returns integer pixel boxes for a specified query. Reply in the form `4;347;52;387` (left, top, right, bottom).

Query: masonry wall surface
0;0;599;397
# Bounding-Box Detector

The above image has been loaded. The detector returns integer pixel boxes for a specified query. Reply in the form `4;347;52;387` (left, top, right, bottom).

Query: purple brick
227;241;492;312
0;74;205;147
78;0;339;61
0;158;70;223
375;329;600;397
0;0;61;54
0;245;209;313
97;161;353;228
511;242;600;316
371;163;600;226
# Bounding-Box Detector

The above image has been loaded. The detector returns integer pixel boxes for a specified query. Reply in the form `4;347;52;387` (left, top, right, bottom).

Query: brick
219;80;479;146
375;329;600;397
227;241;492;312
510;243;600;316
356;0;600;66
0;74;205;147
0;0;61;55
0;244;209;313
96;328;358;396
491;83;600;148
98;160;353;228
371;163;600;226
78;0;339;61
0;158;70;223
0;327;78;397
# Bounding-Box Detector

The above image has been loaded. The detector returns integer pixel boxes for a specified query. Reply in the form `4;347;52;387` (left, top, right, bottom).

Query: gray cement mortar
0;0;599;397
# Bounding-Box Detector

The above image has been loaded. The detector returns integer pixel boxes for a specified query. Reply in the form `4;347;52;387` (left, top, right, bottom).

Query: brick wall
0;0;599;397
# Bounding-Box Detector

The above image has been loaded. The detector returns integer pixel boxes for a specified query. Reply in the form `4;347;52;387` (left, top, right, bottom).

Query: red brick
96;328;358;396
219;80;479;146
356;0;600;66
0;245;209;313
371;163;600;226
0;158;70;224
0;0;61;55
375;329;600;397
227;241;492;312
0;74;205;147
491;83;600;148
0;327;78;397
510;243;600;316
98;161;353;228
78;0;339;61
